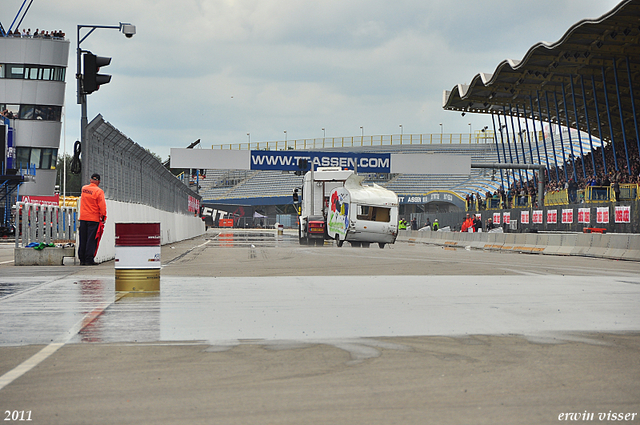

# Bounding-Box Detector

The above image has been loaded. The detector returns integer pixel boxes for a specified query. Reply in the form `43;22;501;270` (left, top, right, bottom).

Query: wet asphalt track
0;229;639;424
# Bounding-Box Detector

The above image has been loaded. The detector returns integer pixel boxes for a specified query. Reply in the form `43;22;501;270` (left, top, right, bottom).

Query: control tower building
1;34;70;196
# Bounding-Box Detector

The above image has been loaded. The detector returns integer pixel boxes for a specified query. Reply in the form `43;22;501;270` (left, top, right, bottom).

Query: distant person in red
461;213;475;233
79;173;107;265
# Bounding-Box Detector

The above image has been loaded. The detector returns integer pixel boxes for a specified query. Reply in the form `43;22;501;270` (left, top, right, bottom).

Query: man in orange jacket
79;173;107;265
461;213;475;233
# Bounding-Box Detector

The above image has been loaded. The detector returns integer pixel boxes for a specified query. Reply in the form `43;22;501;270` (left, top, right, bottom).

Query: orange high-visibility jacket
80;182;107;222
461;217;474;233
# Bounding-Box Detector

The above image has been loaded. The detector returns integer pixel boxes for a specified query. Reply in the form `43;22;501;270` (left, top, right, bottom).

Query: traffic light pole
75;23;135;184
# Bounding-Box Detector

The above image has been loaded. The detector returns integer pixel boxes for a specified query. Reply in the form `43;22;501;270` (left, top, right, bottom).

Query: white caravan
326;174;398;248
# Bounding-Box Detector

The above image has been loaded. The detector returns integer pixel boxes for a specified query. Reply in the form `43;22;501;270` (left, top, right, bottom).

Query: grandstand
197;129;599;206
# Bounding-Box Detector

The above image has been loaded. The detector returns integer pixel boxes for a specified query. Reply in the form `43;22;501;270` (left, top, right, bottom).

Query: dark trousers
79;220;99;264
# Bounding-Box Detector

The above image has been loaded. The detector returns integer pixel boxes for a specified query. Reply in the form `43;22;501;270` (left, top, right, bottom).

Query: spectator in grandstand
568;178;578;203
612;178;621;202
78;173;107;265
476;192;484;210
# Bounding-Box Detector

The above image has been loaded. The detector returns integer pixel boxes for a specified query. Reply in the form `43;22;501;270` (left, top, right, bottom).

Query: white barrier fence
15;202;78;248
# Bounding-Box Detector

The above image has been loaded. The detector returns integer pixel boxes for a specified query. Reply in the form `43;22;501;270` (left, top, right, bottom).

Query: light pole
284;130;287;143
76;22;135;184
399;124;403;142
247;133;250;145
322;128;325;138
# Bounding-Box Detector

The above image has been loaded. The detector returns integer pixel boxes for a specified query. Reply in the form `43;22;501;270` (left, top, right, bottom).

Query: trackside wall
396;230;640;261
93;200;204;263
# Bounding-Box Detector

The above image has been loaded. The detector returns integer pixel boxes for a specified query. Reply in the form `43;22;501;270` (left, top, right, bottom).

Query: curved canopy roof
443;0;640;146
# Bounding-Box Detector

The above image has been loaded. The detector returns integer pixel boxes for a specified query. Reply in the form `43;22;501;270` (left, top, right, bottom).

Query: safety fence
85;115;200;215
14;202;77;248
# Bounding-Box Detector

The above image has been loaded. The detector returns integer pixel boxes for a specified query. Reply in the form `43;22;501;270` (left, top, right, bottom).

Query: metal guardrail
15;202;77;248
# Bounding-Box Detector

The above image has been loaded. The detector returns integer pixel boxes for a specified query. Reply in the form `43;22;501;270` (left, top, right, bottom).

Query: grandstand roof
443;0;640;145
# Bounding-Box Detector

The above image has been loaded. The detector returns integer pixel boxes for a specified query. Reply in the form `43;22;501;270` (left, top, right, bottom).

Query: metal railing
545;190;569;206
584;186;612;203
618;184;638;201
214;132;496;151
15;202;77;248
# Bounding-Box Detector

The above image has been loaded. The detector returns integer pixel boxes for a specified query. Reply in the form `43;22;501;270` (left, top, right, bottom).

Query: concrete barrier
15;246;75;266
570;233;594;257
398;230;640;261
542;234;564;255
585;233;609;258
501;233;517;253
622;234;640;261
557;234;578;256
484;232;504;251
603;234;629;260
512;233;542;254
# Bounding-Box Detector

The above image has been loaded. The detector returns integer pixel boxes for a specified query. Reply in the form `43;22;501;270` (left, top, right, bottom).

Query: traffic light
82;52;112;94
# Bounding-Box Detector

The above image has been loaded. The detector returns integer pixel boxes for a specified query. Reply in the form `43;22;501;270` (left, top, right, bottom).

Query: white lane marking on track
0;293;125;392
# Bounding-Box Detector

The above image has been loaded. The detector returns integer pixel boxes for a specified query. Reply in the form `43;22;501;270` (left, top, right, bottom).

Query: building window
15;147;58;170
1;104;62;121
1;63;66;82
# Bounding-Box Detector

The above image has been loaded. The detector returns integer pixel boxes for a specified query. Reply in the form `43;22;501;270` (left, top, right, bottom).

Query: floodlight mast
76;22;135;183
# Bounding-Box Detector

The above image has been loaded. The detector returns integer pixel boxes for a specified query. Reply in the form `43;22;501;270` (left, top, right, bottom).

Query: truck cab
297;167;353;245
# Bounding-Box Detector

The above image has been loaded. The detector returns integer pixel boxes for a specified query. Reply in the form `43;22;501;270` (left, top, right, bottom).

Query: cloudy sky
17;0;622;161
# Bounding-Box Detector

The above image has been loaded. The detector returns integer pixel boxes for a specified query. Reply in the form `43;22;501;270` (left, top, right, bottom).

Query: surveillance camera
121;24;136;38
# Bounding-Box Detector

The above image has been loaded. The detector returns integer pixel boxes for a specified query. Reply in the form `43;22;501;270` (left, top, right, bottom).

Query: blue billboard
250;151;391;173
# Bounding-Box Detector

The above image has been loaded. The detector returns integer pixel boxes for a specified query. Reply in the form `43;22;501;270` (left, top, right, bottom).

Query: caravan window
357;205;391;222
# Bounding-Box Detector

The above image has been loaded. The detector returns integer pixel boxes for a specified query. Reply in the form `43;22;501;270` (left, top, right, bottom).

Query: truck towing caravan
296;167;399;248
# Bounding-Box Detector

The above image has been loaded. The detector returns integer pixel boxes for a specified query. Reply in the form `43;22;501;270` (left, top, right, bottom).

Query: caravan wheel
378;243;386;249
336;235;344;247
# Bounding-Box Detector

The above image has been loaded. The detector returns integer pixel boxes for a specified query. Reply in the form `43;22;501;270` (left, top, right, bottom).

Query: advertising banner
20;195;59;206
493;212;501;225
250;151;391;173
546;209;557;224
520;210;530;225
596;207;609;224
502;212;510;225
532;210;543;224
578;208;591;224
562;209;573;224
614;206;631;223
